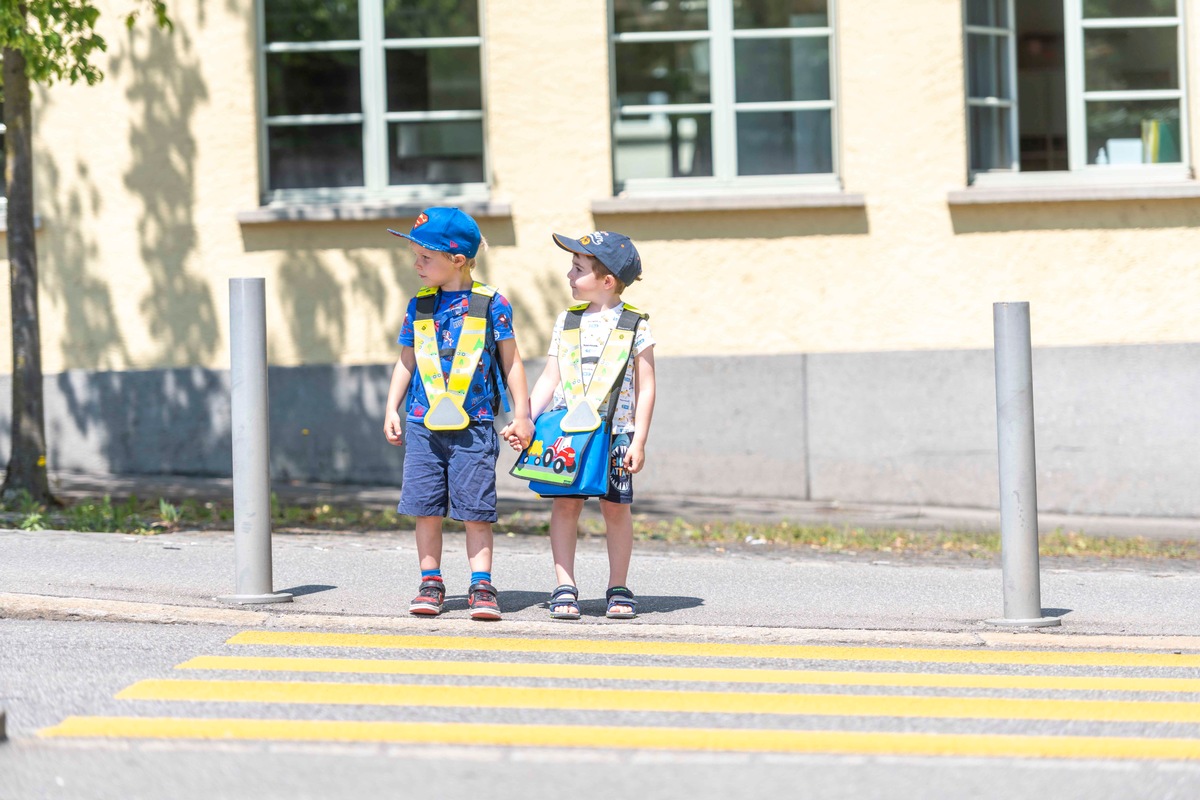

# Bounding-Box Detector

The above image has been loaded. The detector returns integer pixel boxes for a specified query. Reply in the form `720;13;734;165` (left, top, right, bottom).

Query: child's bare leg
414;516;444;571
463;521;494;576
600;499;634;613
550;497;586;588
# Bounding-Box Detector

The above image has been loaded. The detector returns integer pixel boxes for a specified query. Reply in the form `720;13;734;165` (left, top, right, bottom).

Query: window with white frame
610;0;837;193
259;0;486;202
966;0;1186;179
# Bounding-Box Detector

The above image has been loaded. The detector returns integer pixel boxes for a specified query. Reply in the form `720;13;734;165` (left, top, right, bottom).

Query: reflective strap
412;282;496;431
556;305;643;434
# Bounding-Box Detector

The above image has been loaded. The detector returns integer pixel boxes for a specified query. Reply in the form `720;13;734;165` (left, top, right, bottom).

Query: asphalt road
5;618;1200;800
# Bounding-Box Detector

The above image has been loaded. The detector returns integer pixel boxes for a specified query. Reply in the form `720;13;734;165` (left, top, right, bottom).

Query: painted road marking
117;678;1200;723
39;716;1200;760
227;631;1200;668
178;654;1200;694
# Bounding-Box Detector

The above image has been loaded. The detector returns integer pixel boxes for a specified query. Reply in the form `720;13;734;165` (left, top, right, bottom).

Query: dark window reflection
386;47;482;112
736;109;832;175
614;0;710;33
383;0;478;38
265;0;359;43
269;124;364;189
388;120;484;184
267;51;362;117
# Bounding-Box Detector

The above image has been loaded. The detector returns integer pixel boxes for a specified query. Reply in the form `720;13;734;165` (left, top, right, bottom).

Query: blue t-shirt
397;288;514;424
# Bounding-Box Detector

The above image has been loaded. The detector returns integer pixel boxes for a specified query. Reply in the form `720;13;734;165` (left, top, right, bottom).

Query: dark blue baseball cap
552;231;642;285
388;207;481;258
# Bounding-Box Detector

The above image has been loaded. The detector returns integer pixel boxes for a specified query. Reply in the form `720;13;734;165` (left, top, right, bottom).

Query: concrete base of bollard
984;616;1062;628
216;592;294;605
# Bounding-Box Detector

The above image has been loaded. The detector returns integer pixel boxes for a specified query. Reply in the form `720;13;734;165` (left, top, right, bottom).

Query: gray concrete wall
0;342;1196;517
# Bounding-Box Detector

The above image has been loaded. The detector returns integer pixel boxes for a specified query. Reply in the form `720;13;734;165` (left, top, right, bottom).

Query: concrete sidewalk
4;518;1200;648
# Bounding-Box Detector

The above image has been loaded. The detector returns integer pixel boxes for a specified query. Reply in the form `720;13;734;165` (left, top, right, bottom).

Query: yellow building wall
4;0;1200;376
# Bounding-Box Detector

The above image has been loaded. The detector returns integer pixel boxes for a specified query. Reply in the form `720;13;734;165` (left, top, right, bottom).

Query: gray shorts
398;423;500;522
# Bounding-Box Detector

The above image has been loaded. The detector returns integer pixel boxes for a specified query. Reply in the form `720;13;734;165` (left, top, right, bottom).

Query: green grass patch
1;492;1194;562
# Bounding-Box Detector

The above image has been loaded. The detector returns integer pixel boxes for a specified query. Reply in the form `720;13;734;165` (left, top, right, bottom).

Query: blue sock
471;571;491;585
421;569;442;580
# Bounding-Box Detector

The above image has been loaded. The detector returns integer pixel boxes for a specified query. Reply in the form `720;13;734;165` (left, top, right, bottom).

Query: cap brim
552;233;593;256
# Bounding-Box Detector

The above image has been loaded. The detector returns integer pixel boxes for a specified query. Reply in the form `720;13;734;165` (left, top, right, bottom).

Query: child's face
567;253;610;302
410;243;464;287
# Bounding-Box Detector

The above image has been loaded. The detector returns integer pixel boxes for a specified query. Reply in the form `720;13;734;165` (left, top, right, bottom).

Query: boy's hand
384;411;404;446
623;442;646;474
499;418;534;452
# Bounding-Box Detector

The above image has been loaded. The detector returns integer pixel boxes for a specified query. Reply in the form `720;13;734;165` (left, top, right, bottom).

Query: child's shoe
467;580;502;620
409;577;445;616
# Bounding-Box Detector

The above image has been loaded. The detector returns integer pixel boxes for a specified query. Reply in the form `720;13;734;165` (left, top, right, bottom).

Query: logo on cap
414;213;429;227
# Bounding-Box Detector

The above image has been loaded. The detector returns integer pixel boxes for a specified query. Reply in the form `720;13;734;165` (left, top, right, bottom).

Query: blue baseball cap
388;207;481;258
552;231;642;285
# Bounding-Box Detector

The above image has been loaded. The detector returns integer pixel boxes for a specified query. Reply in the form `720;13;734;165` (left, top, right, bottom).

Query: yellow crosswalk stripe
178;655;1200;694
226;631;1200;668
117;678;1200;723
39;716;1200;760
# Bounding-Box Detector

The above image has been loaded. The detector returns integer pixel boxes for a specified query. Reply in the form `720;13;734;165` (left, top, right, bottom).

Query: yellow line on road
39;716;1200;760
227;631;1200;668
178;655;1200;694
117;678;1200;723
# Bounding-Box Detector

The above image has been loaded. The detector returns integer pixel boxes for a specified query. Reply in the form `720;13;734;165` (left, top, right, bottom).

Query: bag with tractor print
509;407;611;497
510;303;646;498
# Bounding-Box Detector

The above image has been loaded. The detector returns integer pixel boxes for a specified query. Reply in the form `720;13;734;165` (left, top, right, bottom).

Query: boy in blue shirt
384;207;533;620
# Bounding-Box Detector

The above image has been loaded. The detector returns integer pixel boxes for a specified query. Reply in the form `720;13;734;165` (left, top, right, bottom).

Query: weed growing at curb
0;493;1195;562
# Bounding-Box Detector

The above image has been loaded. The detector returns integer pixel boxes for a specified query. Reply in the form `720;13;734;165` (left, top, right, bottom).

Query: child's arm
495;338;534;451
383;347;416;446
527;356;560;422
624;346;656;474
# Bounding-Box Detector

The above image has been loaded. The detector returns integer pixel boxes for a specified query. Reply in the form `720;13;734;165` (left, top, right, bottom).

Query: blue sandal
549;585;581;620
605;586;638;619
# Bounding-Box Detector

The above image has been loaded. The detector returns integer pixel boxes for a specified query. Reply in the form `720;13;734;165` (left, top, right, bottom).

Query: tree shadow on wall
37;154;131;371
114;23;217;367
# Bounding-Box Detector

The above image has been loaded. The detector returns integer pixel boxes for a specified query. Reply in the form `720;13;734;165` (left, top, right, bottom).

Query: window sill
948;182;1200;205
592;191;866;215
237;198;513;225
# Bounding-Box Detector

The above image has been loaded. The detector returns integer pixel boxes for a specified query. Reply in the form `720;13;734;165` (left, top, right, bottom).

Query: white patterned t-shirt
546;306;655;434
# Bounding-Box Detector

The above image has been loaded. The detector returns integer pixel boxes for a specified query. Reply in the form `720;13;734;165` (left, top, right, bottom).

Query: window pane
266;51;361;116
268;124;364;189
1015;0;1068;171
968;34;1011;99
614;113;713;182
383;0;478;39
970;105;1013;170
614;0;709;33
1085;27;1178;91
735;37;829;103
1087;100;1181;164
386;47;482;111
388;120;484;184
264;0;358;43
733;0;828;28
736;109;832;175
1083;0;1176;18
966;0;1009;28
615;41;711;106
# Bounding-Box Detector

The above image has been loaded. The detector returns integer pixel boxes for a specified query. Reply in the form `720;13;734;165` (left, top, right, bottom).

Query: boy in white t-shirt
514;231;657;620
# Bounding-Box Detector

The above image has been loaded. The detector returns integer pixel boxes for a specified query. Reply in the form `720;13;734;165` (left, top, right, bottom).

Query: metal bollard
218;278;292;605
987;302;1058;627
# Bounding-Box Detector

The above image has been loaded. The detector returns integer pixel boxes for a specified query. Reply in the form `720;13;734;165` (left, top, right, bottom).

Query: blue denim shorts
398;423;500;522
